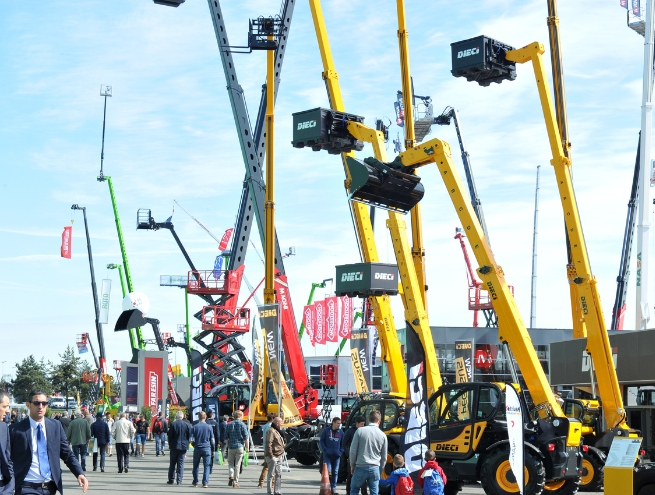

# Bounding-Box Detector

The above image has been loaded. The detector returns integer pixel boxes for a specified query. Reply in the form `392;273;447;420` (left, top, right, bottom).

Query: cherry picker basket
187;269;240;295
201;305;251;332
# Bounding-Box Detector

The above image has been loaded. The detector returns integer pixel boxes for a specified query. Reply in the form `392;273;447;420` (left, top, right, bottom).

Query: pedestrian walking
134;414;149;457
82;408;94;428
111;412;135;474
205;411;219;472
152;412;168;457
348;410;387;495
191;411;215;488
257;413;275;488
58;412;71;431
129;414;137;455
66;412;92;472
219;415;229;460
320;417;344;494
264;416;284;495
379;455;412;495
167;411;193;485
226;410;249;488
343;416;367;495
104;412;114;457
90;413;110;472
0;391;15;494
9;390;89;494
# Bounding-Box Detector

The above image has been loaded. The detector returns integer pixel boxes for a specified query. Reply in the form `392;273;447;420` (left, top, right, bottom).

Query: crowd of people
0;391;447;495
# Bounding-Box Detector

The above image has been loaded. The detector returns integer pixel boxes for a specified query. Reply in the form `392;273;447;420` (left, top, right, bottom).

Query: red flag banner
61;226;72;259
325;297;339;342
218;228;234;251
303;305;316;346
314;300;326;345
339;296;352;339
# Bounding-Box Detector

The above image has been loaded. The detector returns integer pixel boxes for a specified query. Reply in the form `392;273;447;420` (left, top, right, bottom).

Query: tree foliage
12;355;51;402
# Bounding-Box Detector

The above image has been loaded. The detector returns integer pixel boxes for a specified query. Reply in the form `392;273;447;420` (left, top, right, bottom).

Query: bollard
319;463;331;495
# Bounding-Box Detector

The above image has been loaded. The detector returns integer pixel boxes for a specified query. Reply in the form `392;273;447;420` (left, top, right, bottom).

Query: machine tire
542;477;580;494
637;484;655;495
296;451;317;466
480;447;545;495
578;451;604;492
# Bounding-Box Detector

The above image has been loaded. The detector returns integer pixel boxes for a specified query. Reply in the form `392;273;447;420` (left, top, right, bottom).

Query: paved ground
60;447;605;494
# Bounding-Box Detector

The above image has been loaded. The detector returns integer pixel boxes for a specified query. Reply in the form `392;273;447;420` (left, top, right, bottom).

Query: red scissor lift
187;265;251;387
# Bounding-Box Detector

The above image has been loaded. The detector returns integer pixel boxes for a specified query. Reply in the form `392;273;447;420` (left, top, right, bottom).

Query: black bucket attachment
451;35;516;86
345;156;424;213
115;309;146;332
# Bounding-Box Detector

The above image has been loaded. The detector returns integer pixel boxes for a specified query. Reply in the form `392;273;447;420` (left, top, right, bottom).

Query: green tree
50;346;91;411
12;355;51;402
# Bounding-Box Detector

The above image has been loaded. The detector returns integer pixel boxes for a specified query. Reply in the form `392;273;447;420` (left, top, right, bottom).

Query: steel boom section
506;42;626;429
307;0;408;396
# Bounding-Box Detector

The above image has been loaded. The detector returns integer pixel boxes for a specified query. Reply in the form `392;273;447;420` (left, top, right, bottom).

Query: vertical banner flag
77;341;88;354
61;226;72;259
126;366;138;405
633;0;640;15
249;324;265;416
213;255;224;278
325;297;339;342
315;300;327;345
350;327;372;393
259;304;303;427
620;0;628;8
189;349;203;422
99;279;112;324
218;228;233;251
274;274;300;353
166;363;179;406
402;325;429;473
454;339;475;383
339;296;352;339
302;305;316;345
142;357;163;415
506;385;524;494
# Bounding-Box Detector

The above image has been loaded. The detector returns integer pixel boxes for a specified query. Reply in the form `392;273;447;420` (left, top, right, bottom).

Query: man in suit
0;391;15;494
166;411;193;485
9;390;88;494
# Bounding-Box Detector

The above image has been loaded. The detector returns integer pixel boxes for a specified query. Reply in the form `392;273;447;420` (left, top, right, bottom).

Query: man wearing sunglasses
9;390;89;494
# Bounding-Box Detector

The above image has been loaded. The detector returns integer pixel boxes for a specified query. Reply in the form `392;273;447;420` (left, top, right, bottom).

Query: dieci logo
341;272;364;282
260;308;277;318
297;120;317;130
457;47;480;59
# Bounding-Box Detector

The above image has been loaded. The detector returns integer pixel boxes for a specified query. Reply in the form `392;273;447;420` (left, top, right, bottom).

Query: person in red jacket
417;450;447;495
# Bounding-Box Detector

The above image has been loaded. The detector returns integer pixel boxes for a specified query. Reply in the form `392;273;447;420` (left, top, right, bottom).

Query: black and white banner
402;325;429;473
189;349;203;422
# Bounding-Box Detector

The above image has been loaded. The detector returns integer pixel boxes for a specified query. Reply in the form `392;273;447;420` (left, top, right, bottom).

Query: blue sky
0;0;650;377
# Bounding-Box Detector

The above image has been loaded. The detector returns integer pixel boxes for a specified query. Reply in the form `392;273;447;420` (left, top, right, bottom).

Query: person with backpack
417;450;447;495
379;454;413;495
320;417;345;494
152;412;168;457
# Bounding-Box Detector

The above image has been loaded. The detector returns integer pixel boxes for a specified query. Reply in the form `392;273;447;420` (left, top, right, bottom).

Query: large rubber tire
444;480;463;495
480;448;545;495
296;451;317;466
578;452;604;492
542;477;580;495
638;484;655;495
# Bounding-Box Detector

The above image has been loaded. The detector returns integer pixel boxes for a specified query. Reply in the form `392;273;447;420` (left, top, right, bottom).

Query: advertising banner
505;385;524;494
99;279;112;324
166;363;178;406
350;327;371;393
189;349;203;422
620;0;628;8
259;304;303;427
633;0;640;15
454;339;475;383
315;300;326;345
218;228;233;251
143;357;163;415
339;296;353;339
302;304;316;345
61;226;72;259
274;274;300;354
402;325;429;473
325;297;339;342
126;366;138;406
249;325;265;415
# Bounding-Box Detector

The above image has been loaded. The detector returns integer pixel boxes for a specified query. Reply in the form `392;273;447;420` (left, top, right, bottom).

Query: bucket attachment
292;108;365;155
345;156;424;213
451;35;516;86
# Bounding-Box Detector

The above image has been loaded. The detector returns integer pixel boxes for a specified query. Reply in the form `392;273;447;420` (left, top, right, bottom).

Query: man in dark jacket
151;412;168;457
218;415;228;458
167;411;193;485
320;417;344;494
9;390;88;494
0;391;14;494
205;411;219;472
66;412;91;471
58;412;71;431
343;416;366;495
90;413;110;472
